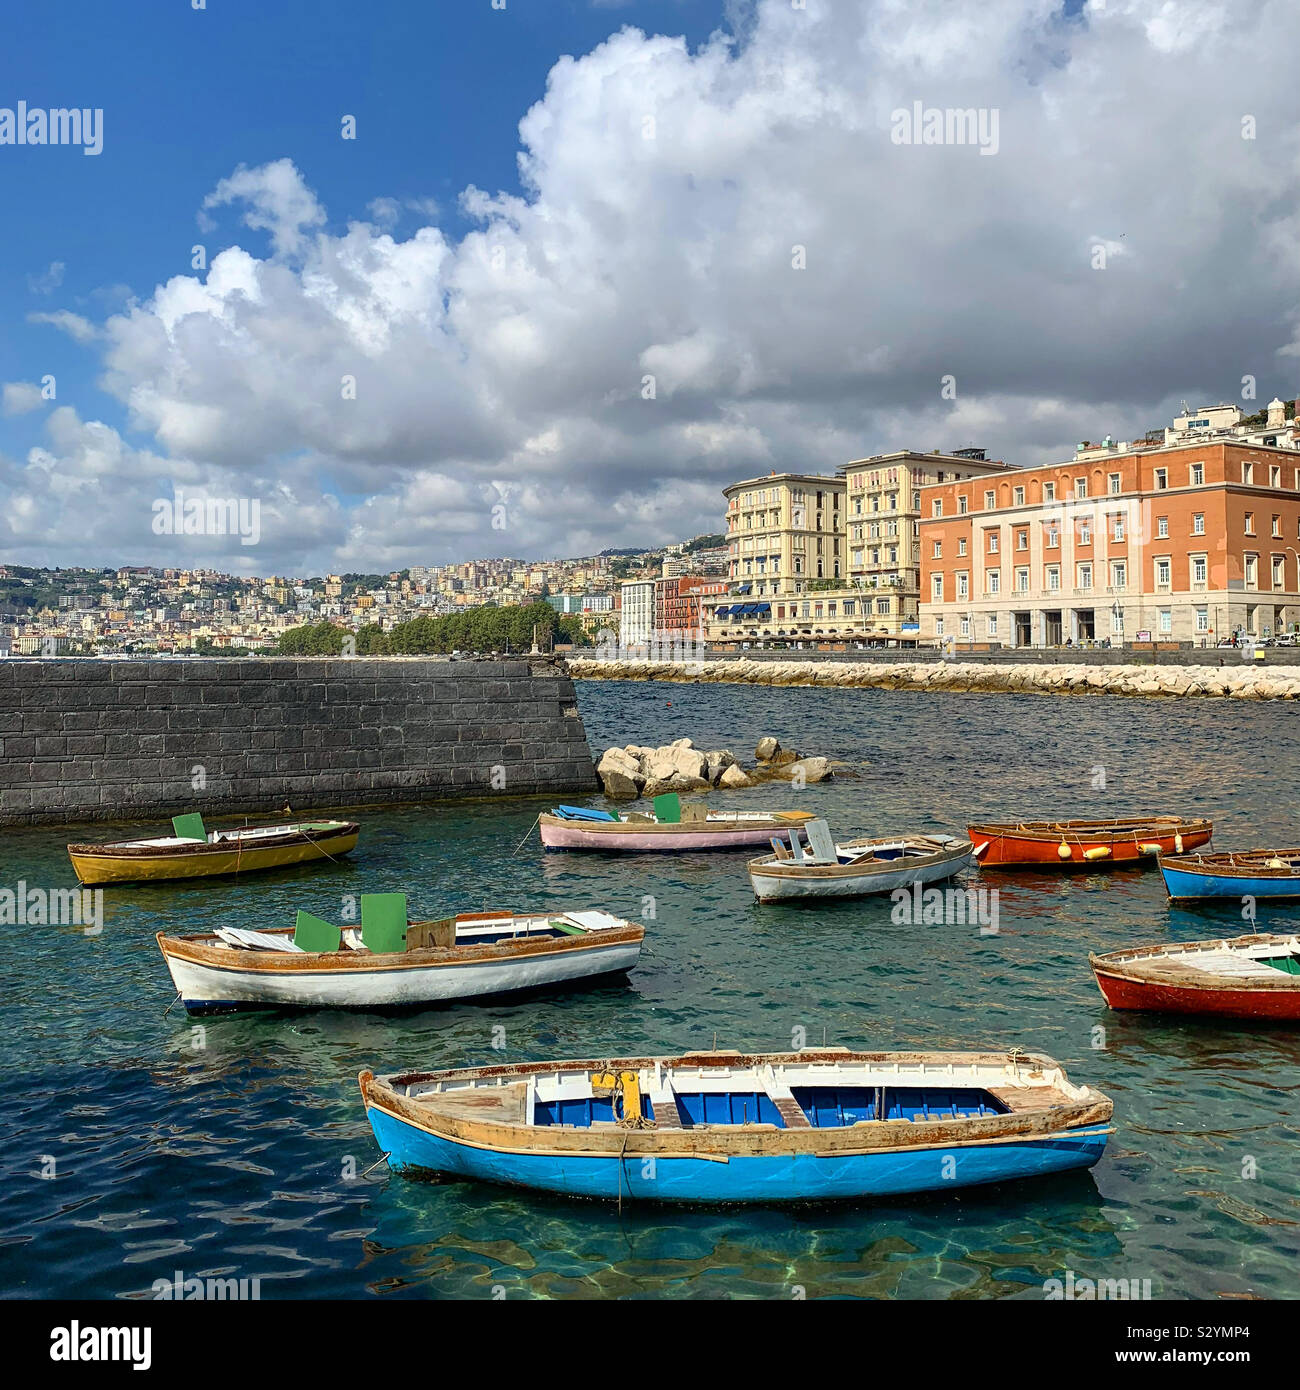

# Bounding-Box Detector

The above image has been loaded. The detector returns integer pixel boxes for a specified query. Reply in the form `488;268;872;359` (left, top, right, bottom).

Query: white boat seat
341;928;364;950
214;927;305;952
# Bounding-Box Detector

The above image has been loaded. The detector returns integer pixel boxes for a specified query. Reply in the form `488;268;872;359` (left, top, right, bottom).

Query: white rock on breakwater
568;656;1300;701
595;736;833;800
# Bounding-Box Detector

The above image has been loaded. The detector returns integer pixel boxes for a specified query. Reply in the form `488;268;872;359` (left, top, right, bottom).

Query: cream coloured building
839;449;1018;639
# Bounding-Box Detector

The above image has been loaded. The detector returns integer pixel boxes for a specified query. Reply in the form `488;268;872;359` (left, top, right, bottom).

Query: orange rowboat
968;816;1212;869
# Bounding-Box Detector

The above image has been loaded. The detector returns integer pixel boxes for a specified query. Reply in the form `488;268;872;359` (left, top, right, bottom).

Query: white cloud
200;157;327;258
27;310;99;344
7;0;1300;572
2;382;45;417
27;261;65;295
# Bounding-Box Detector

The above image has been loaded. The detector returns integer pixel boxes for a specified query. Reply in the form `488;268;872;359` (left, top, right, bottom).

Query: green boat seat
548;918;585;937
361;893;408;954
1264;955;1300;975
653;793;681;824
293;910;342;953
172;812;208;842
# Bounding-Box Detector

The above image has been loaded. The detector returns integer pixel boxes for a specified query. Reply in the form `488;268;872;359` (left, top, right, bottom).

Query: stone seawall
568;657;1300;701
0;657;598;827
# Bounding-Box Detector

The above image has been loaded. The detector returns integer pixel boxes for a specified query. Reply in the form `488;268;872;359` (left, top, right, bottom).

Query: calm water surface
3;682;1299;1300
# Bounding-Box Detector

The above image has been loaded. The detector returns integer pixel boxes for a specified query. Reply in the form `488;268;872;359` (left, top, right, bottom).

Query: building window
1046;566;1060;591
843;601;855;616
1245;512;1255;534
1074;477;1087;499
1195;607;1208;633
1154;468;1168;490
1273;556;1284;588
1013;486;1025;506
1158;609;1172;634
1016;529;1028;550
932;541;942;558
932;500;943;518
1155;558;1171;587
984;490;995;509
987;532;999;553
932;575;943;600
1045;525;1059;548
957;573;969;599
957;538;967;556
958;495;968;514
1079;520;1091;544
1245;554;1258;590
1191;555;1207;585
987;614;998;637
1112;514;1125;542
1272;515;1282;537
1243;461;1255;484
959;615;970;638
1015;567;1029;593
1271;465;1282;487
1157;516;1169;538
876;598;890;615
1110;560;1127;588
1077;562;1092;589
1192;512;1204;535
1190;462;1204;485
1044;482;1056;501
987;570;1000;594
935;617;944;636
1108;473;1120;495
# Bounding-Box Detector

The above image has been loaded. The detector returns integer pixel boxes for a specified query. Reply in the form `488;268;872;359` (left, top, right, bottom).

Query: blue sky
1;0;727;476
2;0;1297;575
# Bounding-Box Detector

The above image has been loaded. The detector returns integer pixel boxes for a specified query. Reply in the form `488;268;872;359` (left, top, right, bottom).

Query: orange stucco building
919;441;1300;647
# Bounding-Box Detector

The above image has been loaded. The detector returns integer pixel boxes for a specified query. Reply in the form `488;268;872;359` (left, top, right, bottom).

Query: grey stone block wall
0;657;598;826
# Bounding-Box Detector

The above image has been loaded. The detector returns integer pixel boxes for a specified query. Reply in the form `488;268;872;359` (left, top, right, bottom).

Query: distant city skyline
4;0;1300;576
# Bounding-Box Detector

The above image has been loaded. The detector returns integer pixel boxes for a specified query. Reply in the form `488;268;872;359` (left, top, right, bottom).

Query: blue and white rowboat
1160;848;1300;903
359;1047;1112;1204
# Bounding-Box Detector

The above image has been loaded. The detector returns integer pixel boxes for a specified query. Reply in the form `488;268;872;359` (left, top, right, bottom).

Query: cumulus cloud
2;382;45;417
200;157;327;258
7;0;1300;572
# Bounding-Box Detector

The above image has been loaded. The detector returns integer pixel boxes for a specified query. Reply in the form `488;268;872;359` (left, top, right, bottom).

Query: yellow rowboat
67;813;360;886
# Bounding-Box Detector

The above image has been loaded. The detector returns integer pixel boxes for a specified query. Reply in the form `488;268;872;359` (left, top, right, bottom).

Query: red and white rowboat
1090;933;1300;1021
968;816;1212;869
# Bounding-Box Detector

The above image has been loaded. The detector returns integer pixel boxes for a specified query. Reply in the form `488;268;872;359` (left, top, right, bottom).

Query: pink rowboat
540;805;815;852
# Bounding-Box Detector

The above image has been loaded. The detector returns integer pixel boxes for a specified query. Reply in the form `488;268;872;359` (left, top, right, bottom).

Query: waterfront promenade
568;655;1300;700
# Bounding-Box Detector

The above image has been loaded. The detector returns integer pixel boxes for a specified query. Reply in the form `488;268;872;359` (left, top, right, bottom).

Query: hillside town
4;397;1298;657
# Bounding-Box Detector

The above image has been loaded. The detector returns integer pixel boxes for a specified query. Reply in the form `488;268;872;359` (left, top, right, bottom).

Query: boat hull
69;828;359;885
158;935;641;1013
540;819;805;852
750;848;975;901
970;820;1211;869
1160;863;1300;903
365;1104;1110;1202
1092;968;1300;1021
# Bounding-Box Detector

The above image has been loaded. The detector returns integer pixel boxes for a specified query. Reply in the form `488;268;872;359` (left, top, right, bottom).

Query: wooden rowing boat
1090;933;1300;1020
156;900;643;1013
748;823;975;901
68;814;360;885
540;796;814;852
1159;848;1300;902
359;1047;1112;1203
968;816;1212;869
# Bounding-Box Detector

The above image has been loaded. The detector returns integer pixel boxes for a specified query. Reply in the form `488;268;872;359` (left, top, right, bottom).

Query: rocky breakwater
568;657;1300;701
595;736;832;800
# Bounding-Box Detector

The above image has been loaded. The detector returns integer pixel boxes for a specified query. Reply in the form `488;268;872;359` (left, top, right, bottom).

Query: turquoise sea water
2;680;1299;1300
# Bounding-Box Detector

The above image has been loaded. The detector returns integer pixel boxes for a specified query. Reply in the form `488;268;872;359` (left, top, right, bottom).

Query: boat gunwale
1089;933;1300;992
747;836;972;880
359;1050;1112;1158
68;820;361;860
1160;848;1300;879
968;816;1211;844
157;919;645;974
539;811;813;836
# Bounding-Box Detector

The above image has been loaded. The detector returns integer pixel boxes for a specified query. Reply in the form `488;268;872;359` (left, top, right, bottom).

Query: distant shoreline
567;657;1300;701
